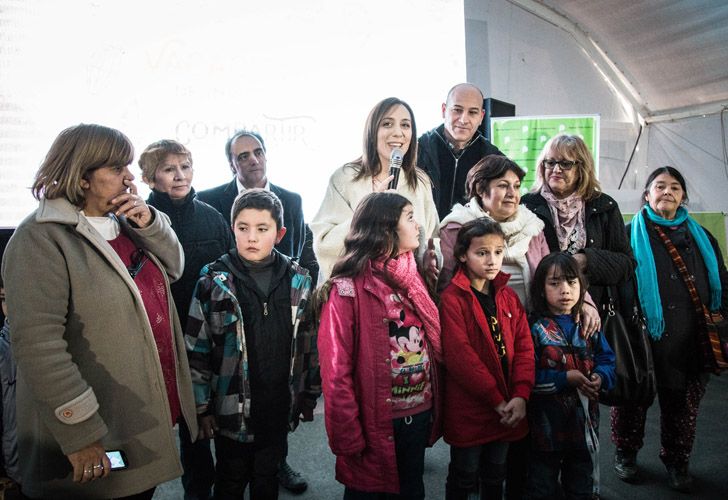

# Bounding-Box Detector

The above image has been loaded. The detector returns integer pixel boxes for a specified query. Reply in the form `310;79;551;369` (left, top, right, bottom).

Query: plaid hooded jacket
185;249;318;442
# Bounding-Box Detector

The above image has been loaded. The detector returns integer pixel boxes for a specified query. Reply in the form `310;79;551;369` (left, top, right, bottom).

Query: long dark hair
529;252;587;320
330;192;411;279
352;97;423;191
311;192;412;321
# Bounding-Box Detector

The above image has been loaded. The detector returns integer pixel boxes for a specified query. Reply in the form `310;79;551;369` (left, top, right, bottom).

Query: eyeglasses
127;248;149;279
542;159;581;171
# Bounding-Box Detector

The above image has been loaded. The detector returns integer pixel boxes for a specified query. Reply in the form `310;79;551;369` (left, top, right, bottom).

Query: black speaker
480;97;516;140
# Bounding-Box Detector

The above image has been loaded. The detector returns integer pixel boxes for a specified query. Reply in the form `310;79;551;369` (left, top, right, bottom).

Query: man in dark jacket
198;131;305;257
417;83;504;219
197;130;315;493
198;130;318;286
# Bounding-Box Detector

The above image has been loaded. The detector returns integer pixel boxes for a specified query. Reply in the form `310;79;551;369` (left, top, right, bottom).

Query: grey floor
154;374;728;499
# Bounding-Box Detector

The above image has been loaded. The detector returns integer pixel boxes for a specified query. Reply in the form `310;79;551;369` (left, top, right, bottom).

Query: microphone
387;148;404;190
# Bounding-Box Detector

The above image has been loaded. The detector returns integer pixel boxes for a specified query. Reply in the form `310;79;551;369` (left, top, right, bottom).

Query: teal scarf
631;206;721;339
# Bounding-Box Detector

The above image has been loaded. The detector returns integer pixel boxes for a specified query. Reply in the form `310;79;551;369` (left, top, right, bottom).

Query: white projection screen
0;0;466;227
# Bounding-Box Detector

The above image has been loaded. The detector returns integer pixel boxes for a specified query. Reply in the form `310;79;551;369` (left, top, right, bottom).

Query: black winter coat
219;250;298;441
521;191;635;310
620;217;728;390
417;125;503;219
147;188;234;329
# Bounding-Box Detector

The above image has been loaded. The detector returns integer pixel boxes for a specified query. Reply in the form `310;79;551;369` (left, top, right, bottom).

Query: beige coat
1;198;197;499
311;164;440;280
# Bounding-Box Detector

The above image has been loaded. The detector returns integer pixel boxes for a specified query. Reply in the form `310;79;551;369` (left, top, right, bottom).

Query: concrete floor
154;374;728;499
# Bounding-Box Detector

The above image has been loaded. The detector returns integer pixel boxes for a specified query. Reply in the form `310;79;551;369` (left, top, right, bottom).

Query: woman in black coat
521;134;634;312
610;167;728;493
139;139;233;500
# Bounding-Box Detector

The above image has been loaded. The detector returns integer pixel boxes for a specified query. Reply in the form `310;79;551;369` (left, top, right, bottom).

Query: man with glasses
197;130;314;495
418;83;504;219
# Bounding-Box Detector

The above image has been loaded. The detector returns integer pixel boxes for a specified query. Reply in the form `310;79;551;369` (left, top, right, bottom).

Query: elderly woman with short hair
1;124;197;499
139;139;233;330
139;139;233;500
438;155;548;299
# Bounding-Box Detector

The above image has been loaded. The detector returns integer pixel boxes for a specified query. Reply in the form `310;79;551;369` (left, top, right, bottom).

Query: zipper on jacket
449;156;460;209
443;131;479;208
263;302;268;316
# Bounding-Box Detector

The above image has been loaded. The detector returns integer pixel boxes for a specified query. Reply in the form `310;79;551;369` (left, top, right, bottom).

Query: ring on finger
84;468;93;475
93;464;104;470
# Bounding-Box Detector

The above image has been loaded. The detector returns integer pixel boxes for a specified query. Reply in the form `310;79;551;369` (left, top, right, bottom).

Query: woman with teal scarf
610;167;728;493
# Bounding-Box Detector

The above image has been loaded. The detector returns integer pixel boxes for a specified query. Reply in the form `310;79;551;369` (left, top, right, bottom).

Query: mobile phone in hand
105;449;129;470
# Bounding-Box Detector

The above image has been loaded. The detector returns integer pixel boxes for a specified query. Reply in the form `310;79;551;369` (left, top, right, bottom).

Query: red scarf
372;252;442;361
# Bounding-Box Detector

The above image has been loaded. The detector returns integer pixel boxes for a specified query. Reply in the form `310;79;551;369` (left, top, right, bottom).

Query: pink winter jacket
318;264;443;494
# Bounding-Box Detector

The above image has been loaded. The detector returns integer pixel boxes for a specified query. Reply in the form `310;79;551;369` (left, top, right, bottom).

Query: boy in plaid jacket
185;189;318;499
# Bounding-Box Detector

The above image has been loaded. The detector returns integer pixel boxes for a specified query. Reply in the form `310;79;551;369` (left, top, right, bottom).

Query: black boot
277;460;307;494
666;463;693;493
481;483;503;500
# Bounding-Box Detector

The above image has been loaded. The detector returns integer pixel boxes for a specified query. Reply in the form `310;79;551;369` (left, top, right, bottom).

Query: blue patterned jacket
529;315;616;451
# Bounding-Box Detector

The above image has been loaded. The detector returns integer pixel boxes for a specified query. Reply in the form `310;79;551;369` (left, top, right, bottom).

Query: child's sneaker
614;448;638;482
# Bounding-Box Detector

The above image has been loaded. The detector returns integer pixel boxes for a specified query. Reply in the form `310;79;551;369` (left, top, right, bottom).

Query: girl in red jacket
318;192;442;500
440;218;535;500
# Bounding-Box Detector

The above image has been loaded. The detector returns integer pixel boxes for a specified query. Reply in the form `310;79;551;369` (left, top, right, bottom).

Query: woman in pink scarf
318;192;441;499
521;134;634;315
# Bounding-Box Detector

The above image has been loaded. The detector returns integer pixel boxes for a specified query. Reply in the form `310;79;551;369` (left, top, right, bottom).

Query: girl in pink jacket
318;192;442;499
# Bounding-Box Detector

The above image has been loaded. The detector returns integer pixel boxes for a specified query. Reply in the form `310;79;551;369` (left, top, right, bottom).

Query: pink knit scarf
372;252;442;361
540;184;586;252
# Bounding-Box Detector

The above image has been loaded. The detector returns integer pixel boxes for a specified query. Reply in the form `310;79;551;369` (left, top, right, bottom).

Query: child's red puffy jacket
440;267;535;447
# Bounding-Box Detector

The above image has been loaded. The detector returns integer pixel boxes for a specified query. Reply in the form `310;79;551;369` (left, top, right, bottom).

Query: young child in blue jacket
526;252;616;500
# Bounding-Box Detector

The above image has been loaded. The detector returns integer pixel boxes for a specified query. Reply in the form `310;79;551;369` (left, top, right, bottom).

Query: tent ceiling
535;0;728;119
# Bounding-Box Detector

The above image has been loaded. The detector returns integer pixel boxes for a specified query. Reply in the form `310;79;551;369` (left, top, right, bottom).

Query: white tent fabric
464;0;728;216
539;0;728;120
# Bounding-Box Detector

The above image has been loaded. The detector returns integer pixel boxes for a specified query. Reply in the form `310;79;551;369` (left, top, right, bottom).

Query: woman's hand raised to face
112;179;153;228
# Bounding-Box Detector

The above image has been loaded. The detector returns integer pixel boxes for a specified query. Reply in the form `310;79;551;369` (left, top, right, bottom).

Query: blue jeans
343;409;432;500
446;441;509;500
526;448;593;500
